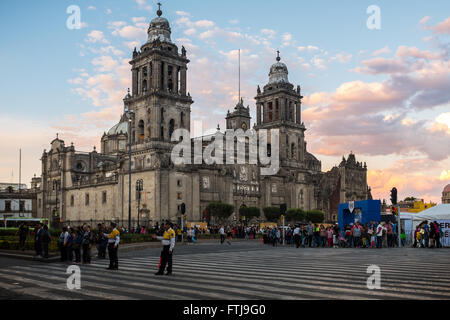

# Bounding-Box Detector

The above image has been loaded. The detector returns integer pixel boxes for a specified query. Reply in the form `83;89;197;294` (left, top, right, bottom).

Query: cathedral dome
444;184;450;193
147;6;172;44
268;53;289;85
107;121;128;136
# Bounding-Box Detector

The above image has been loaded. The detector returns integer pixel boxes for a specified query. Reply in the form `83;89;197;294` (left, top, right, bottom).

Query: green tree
305;210;325;223
239;206;260;220
286;208;306;222
206;202;234;221
263;207;281;222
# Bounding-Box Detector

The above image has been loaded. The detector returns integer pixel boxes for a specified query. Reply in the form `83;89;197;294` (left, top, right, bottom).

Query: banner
349;201;355;213
438;220;450;247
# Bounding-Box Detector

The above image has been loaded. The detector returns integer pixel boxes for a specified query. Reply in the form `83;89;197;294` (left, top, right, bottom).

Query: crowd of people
262;221;409;249
17;218;445;262
414;220;443;248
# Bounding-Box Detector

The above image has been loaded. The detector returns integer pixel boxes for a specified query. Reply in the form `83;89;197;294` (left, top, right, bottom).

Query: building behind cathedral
34;8;371;227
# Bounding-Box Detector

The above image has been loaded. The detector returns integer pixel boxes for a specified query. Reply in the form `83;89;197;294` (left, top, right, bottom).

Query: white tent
412;204;450;222
412;204;450;247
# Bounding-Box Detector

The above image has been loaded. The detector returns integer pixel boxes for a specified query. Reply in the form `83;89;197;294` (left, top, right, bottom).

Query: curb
0;238;258;262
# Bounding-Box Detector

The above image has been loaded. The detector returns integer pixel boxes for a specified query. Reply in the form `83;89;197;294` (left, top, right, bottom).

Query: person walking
34;223;44;259
376;222;384;249
327;227;333;248
423;221;430;248
434;221;441;248
293;225;301;248
17;223;29;251
96;224;107;259
82;225;93;264
307;222;313;247
66;228;74;263
41;225;52;259
226;227;233;245
73;228;82;264
219;225;225;244
106;222;120;270
352;223;361;248
59;227;69;262
154;222;176;276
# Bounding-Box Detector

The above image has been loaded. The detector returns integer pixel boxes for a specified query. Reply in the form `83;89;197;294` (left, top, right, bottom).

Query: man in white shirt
376;222;384;249
293;225;301;248
219;226;225;244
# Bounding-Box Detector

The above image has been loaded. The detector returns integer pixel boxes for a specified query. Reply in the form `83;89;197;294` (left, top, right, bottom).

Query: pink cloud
431;17;450;34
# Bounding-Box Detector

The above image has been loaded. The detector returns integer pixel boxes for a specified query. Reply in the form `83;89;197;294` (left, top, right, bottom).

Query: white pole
397;205;401;248
181;215;184;244
238;49;241;102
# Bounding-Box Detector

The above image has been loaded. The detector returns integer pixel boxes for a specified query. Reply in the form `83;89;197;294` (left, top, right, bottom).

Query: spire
157;2;162;17
276;50;281;62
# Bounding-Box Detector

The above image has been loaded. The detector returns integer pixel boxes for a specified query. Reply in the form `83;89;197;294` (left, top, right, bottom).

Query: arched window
299;190;304;208
160;126;164;140
275;99;279;120
138;120;145;142
268;102;273;122
142;79;147;92
169;119;175;139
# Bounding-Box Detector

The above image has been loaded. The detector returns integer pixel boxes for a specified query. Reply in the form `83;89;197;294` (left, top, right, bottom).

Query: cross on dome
157;2;163;17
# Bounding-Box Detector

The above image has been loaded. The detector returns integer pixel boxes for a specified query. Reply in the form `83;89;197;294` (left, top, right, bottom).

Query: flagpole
238;49;241;102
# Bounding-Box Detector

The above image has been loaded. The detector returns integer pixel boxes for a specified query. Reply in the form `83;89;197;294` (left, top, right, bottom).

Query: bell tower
124;3;193;146
254;52;306;167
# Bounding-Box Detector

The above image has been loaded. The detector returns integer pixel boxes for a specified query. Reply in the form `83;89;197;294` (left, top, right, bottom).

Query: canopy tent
412;204;450;222
411;204;450;247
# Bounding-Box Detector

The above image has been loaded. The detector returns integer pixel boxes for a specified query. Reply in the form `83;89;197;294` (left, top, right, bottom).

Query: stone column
280;98;285;121
172;65;178;94
153;61;160;90
132;68;138;96
180;67;187;96
256;103;262;125
296;102;301;124
163;63;168;92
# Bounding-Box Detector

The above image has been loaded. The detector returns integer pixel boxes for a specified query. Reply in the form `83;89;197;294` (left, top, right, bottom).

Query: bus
0;217;50;230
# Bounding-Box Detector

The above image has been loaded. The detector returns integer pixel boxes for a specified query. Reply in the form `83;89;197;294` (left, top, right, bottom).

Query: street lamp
125;106;135;231
136;179;143;229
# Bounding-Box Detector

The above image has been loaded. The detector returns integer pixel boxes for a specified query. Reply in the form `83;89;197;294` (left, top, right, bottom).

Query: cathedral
35;8;371;227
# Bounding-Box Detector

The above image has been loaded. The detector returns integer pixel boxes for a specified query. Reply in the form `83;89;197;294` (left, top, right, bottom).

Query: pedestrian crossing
1;245;449;300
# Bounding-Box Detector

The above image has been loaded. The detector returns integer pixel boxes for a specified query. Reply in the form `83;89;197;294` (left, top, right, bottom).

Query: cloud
135;0;152;12
91;56;119;72
261;29;276;38
354;57;410;74
396;46;442;60
330;53;352;63
420;16;431;25
373;46;391;56
86;30;109;44
87;6;96;11
431;17;450;35
441;170;450;181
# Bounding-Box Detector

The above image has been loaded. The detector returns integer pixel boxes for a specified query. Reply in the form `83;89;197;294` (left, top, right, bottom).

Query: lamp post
125;107;134;231
136;179;143;229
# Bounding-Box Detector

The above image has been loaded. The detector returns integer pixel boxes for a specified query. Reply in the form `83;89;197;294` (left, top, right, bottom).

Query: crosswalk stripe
1;246;449;300
24;263;371;300
0;270;131;300
125;256;450;286
101;259;447;299
10;266;262;300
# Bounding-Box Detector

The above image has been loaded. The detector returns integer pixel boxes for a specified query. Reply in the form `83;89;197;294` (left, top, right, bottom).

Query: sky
0;0;449;203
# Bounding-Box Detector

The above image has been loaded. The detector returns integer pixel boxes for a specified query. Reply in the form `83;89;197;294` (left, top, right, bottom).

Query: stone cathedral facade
35;9;371;227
